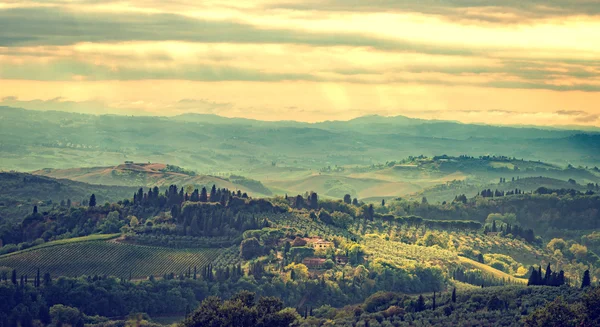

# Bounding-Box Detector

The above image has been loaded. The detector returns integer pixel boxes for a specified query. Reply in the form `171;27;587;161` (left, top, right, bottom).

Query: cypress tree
43;272;51;286
582;270;591;288
452;287;456;303
416;295;425;312
544;263;552;285
200;187;208;202
310;192;318;209
11;269;17;285
89;194;96;207
210;185;217;202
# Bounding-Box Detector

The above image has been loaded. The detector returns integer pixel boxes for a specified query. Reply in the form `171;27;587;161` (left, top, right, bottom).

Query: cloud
268;0;600;24
1;42;599;92
0;95;237;116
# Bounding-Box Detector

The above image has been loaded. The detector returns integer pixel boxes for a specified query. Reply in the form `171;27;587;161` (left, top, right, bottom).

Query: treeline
379;215;482;230
452;267;520;287
382;193;600;238
298;286;598;327
484;221;536;243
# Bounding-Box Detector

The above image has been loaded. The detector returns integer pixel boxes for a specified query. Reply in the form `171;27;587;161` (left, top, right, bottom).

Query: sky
1;0;600;126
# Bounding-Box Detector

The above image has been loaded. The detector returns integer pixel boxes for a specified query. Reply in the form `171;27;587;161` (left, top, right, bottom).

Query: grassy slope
459;256;528;284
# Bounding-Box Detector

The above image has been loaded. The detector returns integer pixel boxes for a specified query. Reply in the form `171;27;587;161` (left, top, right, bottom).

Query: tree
89;194;96;207
451;287;456;303
343;194;352;204
210;185;217;201
295;195;304;209
240;238;262;260
421;197;428;204
50;305;83;327
543;263;552;284
11;269;17;285
43;272;52;286
524;297;578;327
310;192;318;209
381;199;385;206
415;295;426;312
352;198;359;206
129;216;139;227
527;267;540;286
582;270;591;288
200;187;208;202
33;206;38;214
570;244;588;260
547;238;567;251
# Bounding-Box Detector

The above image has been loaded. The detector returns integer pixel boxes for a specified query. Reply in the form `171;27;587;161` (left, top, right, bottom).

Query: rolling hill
0;172;137;222
32;162;272;196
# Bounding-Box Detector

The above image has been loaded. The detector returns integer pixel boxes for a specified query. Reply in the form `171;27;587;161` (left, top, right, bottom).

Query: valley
0;108;599;327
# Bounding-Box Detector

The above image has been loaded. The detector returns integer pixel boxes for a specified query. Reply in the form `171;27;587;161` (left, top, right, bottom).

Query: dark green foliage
527;264;566;287
289;246;314;262
88;194;96;207
343;195;352;204
240;238;262;260
415;295;426;312
181;291;297;327
199;187;207;202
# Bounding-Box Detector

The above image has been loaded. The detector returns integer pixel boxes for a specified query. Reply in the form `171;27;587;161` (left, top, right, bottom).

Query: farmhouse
312;240;334;250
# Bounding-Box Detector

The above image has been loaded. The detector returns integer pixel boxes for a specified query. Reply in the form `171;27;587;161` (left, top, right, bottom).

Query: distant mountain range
1;106;599;174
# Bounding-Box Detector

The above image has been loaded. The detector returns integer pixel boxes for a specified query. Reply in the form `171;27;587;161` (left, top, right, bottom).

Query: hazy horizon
3;105;600;132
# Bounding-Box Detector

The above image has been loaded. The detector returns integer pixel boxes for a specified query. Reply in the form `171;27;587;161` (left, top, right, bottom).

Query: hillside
0;186;597;326
0;172;137;222
409;176;590;204
33;162;272;196
259;155;600;201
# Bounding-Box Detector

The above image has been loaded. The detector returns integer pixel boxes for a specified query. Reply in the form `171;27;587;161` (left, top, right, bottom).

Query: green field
0;239;220;279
